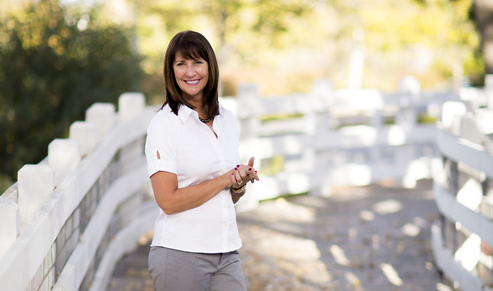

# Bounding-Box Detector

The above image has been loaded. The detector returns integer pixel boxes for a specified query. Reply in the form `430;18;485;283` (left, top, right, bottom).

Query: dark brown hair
161;30;219;118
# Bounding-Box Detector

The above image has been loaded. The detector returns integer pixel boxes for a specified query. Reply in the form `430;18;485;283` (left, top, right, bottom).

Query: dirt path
108;181;442;291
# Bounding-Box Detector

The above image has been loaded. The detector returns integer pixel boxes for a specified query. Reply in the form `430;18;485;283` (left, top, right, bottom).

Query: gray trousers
148;246;247;291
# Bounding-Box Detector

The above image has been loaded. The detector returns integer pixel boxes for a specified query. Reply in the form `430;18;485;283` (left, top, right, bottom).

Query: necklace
199;116;211;123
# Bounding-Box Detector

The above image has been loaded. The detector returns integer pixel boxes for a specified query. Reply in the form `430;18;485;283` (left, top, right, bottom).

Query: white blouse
145;103;242;253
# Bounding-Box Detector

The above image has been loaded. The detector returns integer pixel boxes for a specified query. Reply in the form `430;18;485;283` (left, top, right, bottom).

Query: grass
259;154;284;175
259;113;304;123
417;113;437;124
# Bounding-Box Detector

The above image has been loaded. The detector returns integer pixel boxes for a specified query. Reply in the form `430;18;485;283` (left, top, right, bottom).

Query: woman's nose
185;65;195;77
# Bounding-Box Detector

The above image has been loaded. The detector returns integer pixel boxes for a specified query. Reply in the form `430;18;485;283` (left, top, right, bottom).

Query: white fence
231;78;444;210
431;76;493;290
0;77;467;291
0;93;157;291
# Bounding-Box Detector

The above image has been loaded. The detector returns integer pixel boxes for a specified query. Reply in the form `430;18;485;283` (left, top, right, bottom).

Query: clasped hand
230;157;259;189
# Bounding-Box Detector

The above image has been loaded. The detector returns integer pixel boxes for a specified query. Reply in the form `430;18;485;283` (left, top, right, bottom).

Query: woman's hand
230;157;259;189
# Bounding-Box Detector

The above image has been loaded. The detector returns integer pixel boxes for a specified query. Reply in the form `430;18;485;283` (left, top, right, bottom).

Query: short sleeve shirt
145;103;242;253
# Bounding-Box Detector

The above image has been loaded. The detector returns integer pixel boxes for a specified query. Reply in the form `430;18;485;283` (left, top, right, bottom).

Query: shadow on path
108;180;442;291
237;180;441;291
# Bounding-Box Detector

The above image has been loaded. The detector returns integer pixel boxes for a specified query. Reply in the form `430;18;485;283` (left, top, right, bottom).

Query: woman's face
173;51;209;101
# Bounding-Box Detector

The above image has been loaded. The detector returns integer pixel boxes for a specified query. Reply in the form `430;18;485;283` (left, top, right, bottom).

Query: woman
145;30;258;291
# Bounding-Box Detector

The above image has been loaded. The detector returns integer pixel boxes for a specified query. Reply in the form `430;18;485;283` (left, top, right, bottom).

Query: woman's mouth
184;79;200;85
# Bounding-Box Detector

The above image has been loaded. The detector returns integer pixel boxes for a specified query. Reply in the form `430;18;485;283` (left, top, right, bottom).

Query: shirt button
224;223;228;227
218;153;222;156
221;170;225;174
223;205;227;208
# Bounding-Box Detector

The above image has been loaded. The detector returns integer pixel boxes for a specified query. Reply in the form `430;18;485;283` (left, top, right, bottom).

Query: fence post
69;122;98;157
312;79;334;106
237;84;260;140
48;139;80;186
117;93;146;226
485;74;493;109
399;75;421;96
118;93;145;124
118;93;145;175
85;103;116;143
460;116;485;145
17;165;54;232
0;197;19;259
397;76;420;131
235;84;261;211
310;79;334;195
369;110;383;164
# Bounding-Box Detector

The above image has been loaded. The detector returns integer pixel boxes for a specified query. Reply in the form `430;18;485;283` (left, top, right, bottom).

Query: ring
237;181;242;186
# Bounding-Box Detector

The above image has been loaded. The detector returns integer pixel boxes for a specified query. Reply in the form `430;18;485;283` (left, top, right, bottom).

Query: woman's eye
195;61;203;64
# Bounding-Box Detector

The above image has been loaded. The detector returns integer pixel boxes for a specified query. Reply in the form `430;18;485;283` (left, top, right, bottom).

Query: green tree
0;0;141;191
133;0;313;97
139;0;311;64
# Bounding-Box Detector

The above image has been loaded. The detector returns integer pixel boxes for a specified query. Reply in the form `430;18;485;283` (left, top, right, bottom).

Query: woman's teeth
185;80;199;85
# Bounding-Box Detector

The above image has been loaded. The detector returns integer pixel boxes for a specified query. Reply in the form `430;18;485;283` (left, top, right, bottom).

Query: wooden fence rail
431;76;493;290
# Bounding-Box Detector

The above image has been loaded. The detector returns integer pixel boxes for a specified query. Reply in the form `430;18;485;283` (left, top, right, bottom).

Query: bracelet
231;183;246;194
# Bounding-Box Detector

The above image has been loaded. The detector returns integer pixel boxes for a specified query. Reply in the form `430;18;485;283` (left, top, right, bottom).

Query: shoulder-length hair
161;30;220;118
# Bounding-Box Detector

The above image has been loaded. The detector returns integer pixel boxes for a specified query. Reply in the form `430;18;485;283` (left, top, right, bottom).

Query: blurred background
0;0;487;192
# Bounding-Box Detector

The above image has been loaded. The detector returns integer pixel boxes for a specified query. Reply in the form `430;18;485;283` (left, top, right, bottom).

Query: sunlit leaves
134;0;314;69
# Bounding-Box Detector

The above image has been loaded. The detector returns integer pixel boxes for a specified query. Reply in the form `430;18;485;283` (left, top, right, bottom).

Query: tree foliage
0;0;141;187
325;0;482;88
136;0;312;70
134;0;482;95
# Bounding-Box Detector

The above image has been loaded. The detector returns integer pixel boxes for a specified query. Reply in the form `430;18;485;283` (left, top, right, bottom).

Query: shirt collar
177;103;224;124
178;104;194;124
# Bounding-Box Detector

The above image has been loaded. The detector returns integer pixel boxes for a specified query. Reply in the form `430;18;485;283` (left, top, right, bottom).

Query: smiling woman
161;31;219;120
145;30;259;291
173;51;209;104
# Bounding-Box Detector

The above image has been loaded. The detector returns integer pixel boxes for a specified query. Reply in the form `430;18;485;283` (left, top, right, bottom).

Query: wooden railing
0;76;468;291
0;93;157;291
231;78;444;210
431;80;493;290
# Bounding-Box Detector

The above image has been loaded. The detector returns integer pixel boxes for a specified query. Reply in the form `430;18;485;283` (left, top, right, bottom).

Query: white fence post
441;101;466;130
117;93;146;227
460;116;485;145
399;75;421;95
312;79;334;106
0;197;19;259
17;165;54;232
485;74;493;109
237;84;260;140
118;93;146;175
48;139;81;186
369;110;383;164
235;84;261;211
118;93;145;124
69;121;98;157
86;103;116;143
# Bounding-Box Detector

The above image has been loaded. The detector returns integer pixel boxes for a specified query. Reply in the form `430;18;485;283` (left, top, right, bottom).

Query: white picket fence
0;76;477;291
431;76;493;290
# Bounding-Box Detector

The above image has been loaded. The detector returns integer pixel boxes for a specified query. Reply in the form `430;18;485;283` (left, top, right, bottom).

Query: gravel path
108;180;443;291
